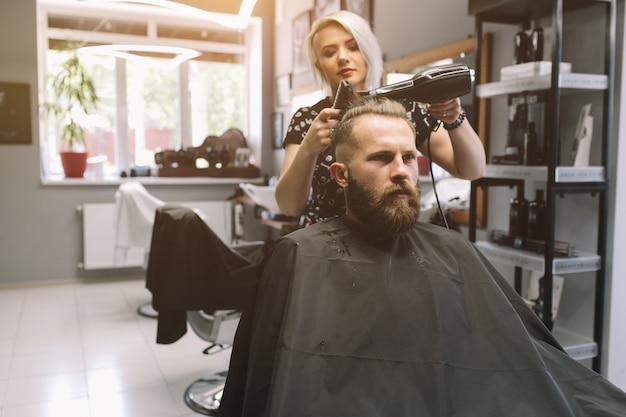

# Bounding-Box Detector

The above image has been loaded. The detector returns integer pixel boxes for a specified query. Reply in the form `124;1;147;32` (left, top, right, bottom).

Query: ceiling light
78;44;201;68
89;0;258;29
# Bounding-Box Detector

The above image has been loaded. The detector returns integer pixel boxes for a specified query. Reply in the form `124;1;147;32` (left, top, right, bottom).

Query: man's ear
330;162;348;188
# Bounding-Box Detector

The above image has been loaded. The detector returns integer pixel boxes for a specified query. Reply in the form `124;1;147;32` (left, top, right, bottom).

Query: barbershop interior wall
272;0;626;388
0;0;275;285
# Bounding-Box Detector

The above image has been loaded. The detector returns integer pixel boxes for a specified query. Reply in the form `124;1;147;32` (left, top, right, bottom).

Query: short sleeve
282;98;331;148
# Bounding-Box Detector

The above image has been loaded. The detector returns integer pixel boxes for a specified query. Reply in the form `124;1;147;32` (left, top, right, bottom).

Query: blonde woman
276;10;485;224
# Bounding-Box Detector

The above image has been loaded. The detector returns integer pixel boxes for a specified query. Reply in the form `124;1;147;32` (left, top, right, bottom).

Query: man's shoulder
282;217;345;242
412;221;471;244
413;220;462;234
282;219;467;241
265;217;346;260
273;218;472;249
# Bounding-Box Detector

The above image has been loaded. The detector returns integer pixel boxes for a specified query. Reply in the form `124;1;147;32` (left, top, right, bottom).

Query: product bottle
531;24;544;61
514;23;530;64
527;189;547;241
219;146;230;168
524;122;538;165
509;196;529;244
207;147;219;168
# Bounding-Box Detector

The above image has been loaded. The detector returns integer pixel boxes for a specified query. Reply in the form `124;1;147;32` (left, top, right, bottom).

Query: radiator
80;201;232;270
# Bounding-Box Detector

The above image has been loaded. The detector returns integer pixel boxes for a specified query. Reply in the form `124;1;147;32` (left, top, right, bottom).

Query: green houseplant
47;45;99;177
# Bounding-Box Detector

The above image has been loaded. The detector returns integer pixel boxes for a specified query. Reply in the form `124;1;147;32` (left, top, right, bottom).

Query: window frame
36;0;262;180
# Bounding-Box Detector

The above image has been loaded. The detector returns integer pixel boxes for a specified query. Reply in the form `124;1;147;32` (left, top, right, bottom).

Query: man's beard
345;174;421;236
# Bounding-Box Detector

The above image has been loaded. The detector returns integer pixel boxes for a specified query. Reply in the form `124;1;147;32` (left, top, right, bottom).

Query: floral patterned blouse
283;97;437;224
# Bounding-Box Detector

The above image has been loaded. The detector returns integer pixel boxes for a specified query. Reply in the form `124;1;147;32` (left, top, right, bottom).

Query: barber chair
113;182;238;318
113;182;166;318
146;205;266;415
114;182;166;260
183;309;241;415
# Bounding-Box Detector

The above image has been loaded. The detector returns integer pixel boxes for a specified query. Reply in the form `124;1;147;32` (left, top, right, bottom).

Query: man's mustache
382;182;418;199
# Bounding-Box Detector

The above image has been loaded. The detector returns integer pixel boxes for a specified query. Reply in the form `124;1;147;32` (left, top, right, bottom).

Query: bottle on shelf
527;189;547;241
207;147;219;168
530;23;544;62
219;146;231;169
509;196;529;247
523;122;539;165
514;23;531;64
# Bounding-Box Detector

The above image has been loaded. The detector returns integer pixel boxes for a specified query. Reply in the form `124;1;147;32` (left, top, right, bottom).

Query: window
37;0;261;179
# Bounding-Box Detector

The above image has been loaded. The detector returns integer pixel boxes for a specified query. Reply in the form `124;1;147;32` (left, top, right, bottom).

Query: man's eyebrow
365;150;394;159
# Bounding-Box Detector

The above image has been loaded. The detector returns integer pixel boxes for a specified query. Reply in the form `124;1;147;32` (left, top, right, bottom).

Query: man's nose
390;157;410;182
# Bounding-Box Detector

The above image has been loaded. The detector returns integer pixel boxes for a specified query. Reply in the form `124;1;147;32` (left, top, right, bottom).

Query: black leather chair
145;204;266;415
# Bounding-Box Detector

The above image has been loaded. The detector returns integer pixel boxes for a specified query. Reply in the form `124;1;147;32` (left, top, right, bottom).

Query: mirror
383;34;492;227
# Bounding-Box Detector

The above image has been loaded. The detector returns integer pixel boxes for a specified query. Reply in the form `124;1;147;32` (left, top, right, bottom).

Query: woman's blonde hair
305;10;383;92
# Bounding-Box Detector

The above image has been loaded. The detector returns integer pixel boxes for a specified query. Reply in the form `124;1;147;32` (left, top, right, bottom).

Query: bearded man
218;98;626;417
329;96;422;237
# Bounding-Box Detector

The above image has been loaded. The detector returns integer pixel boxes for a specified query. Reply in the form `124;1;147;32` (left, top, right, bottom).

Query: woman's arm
420;99;486;180
275;107;341;216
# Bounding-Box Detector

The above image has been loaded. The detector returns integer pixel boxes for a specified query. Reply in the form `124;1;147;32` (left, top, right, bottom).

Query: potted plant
47;44;99;177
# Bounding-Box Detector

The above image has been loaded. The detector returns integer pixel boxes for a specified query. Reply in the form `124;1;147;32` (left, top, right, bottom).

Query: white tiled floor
0;277;231;417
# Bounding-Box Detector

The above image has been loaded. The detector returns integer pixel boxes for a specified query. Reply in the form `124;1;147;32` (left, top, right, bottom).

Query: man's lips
387;190;410;200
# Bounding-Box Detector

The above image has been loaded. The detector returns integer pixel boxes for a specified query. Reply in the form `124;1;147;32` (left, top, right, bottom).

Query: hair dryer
333;63;472;112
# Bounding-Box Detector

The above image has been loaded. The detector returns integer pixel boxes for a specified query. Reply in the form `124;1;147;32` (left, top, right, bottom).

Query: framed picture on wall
292;10;312;75
314;0;341;21
273;112;284;150
0;82;32;145
341;0;373;27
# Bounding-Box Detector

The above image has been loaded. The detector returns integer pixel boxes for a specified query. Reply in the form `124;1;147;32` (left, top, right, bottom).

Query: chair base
137;301;158;318
184;370;227;416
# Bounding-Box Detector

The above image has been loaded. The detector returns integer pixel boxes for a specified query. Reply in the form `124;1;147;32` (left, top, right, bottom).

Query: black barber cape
219;216;626;417
146;205;265;344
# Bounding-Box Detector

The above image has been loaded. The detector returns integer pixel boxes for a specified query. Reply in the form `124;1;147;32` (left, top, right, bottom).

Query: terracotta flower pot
60;151;88;178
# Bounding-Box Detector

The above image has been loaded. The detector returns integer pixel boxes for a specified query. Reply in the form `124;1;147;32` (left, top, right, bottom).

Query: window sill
40;174;266;187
